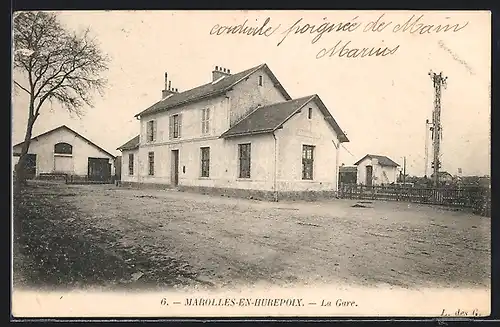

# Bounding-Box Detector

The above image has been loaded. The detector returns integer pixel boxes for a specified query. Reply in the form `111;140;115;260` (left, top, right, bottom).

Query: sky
12;10;491;176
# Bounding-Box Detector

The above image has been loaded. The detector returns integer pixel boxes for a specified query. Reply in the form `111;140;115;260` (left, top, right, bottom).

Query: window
201;108;210;134
302;145;314;180
201;147;210;177
54;142;72;154
258;75;263;86
146;120;156;142
128;153;134;176
148;152;155;176
169;114;182;139
308;107;313;119
238;143;251;178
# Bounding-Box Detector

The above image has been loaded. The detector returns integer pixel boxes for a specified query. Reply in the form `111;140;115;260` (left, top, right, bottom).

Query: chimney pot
212;65;231;82
168;80;171;90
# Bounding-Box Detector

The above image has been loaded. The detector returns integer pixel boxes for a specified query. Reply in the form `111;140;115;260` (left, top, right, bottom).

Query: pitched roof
117;135;140;151
135;63;292;118
13;125;116;158
354;154;399;167
220;94;349;142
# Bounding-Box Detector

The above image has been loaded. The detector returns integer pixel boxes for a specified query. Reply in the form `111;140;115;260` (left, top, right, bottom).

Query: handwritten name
316;40;399;59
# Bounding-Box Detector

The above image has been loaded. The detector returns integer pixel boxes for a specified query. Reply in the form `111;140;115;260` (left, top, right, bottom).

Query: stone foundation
118;182;337;202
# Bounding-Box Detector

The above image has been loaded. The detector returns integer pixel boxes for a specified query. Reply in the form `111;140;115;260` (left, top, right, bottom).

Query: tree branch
14;81;30;94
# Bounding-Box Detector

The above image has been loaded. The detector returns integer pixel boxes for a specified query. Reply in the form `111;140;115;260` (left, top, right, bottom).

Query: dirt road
13;182;490;291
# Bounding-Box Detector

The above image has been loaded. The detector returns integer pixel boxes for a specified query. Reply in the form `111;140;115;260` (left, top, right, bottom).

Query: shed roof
354;154;399;167
13;125;116;158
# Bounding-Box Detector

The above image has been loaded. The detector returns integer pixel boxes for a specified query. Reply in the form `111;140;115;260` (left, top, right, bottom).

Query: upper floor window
258;75;263;86
146;120;157;142
54;142;72;155
308;107;313;119
169;114;182;139
201;108;210;134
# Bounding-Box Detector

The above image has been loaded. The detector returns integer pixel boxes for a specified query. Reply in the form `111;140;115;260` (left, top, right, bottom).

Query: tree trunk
15;111;37;188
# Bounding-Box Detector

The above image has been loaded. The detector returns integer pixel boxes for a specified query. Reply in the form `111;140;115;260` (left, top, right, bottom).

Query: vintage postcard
11;10;491;318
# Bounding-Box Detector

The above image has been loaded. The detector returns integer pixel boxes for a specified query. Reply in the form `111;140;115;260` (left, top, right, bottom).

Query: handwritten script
209;14;469;59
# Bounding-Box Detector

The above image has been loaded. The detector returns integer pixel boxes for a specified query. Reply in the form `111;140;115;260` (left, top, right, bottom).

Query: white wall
136;133;275;190
276;99;340;191
13;128;115;177
121;149;139;182
228;67;289;126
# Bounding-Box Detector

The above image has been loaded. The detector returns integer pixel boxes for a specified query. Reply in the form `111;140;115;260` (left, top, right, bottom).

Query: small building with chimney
354;154;399;186
117;63;349;200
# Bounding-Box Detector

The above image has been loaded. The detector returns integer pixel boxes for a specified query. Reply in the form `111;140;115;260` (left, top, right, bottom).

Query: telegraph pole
424;119;432;178
428;70;447;187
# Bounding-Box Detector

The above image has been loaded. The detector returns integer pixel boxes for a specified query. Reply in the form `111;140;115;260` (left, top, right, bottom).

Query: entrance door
88;157;111;181
23;154;37;179
365;165;373;186
171;150;179;186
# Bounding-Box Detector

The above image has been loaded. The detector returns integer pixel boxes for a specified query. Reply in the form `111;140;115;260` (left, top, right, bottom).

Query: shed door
88;157;111;181
366;165;373;186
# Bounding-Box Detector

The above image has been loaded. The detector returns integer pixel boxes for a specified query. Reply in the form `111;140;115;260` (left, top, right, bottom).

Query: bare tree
13;11;109;185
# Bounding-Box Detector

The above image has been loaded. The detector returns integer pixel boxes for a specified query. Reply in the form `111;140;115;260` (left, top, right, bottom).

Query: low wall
118;182;337;202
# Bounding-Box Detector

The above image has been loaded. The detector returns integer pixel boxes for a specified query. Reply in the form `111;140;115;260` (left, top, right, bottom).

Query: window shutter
153;120;157;141
178;114;182;138
207;108;210;133
169;116;173;139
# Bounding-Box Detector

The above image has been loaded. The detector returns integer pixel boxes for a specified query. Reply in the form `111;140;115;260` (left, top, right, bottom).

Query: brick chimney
212;65;231;82
162;72;179;99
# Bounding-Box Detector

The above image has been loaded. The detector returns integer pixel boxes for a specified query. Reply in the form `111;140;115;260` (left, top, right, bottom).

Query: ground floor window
238;143;251;178
148;152;154;176
302;145;314;180
201;147;210;177
128;153;134;175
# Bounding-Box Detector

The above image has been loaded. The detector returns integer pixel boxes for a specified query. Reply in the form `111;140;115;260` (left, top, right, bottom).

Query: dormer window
258;75;263;86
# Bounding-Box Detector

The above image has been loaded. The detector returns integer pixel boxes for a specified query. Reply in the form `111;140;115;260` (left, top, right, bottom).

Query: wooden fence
339;184;491;216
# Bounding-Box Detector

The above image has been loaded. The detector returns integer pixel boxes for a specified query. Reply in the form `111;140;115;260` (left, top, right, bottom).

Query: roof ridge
135;63;268;118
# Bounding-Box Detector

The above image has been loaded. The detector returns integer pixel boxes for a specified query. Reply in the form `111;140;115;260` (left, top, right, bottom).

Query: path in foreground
13;182;490;290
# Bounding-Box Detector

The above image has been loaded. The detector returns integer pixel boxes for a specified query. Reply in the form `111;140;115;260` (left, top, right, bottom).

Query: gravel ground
13;181;490;291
